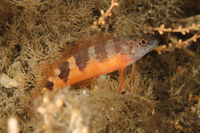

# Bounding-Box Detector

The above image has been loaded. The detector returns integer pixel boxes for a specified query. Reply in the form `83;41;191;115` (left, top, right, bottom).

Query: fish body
42;33;159;93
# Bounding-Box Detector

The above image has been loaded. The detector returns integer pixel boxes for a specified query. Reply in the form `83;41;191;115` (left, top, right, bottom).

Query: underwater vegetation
0;0;200;132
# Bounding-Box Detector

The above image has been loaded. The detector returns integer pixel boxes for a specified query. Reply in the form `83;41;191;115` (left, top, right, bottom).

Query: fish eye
139;39;148;47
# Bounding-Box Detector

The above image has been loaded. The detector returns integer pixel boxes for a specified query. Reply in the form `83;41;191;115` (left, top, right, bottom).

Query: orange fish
38;33;159;94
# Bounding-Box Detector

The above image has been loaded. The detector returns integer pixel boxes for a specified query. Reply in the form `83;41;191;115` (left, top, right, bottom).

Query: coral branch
149;23;200;35
8;118;20;133
175;33;200;49
152;45;172;55
91;0;118;29
149;21;200;54
153;33;200;54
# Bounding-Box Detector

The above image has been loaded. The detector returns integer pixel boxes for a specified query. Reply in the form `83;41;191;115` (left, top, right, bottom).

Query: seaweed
0;0;200;133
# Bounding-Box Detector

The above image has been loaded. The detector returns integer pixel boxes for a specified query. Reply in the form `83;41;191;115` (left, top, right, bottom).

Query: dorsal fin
60;32;114;59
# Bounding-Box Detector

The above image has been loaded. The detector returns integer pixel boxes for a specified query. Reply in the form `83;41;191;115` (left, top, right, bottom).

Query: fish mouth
153;39;159;47
147;39;159;51
150;39;159;50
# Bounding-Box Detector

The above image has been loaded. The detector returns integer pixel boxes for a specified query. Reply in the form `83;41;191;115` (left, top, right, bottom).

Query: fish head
121;33;159;63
